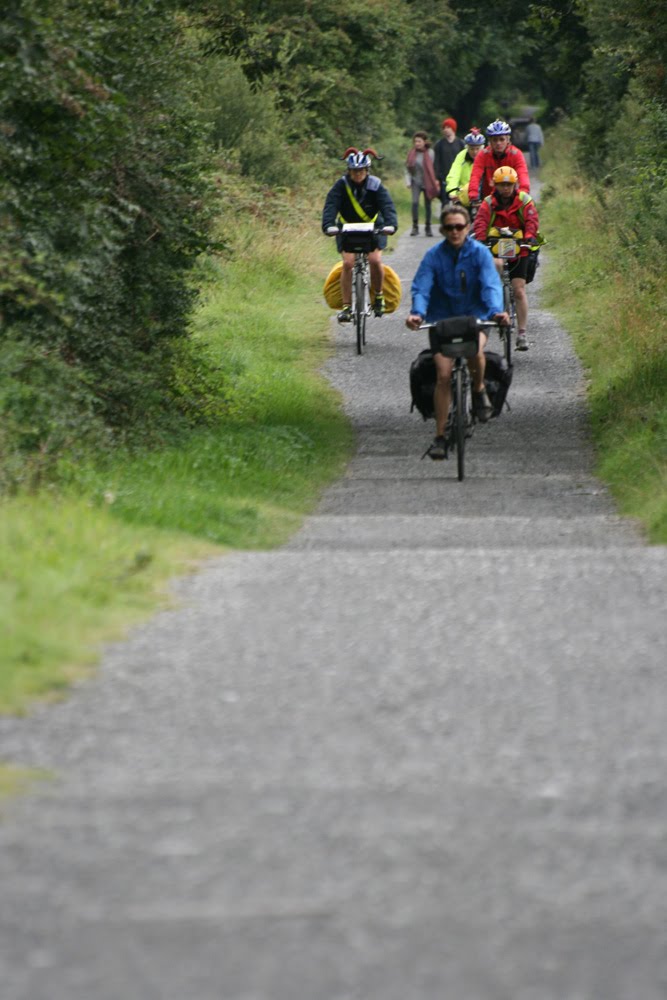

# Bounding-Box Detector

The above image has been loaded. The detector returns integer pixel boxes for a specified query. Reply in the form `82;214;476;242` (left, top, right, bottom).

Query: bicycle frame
351;252;371;356
489;235;521;365
339;222;380;356
448;358;473;481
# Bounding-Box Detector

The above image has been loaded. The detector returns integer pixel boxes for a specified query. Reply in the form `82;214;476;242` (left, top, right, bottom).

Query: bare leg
512;276;528;331
340;252;355;305
368;249;384;294
433;353;454;437
467;332;488;391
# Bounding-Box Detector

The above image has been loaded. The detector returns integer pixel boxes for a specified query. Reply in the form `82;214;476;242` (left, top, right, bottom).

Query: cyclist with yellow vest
444;128;485;206
322;148;398;323
473;165;540;351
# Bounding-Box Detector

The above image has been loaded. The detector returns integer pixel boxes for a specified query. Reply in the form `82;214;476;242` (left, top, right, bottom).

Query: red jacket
468;144;530;200
473;190;539;257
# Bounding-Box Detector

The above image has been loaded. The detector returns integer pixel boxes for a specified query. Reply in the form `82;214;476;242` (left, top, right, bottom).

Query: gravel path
1;194;666;1000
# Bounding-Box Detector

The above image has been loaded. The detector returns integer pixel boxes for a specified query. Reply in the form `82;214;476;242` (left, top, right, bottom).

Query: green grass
0;495;219;714
0;202;355;718
539;147;667;541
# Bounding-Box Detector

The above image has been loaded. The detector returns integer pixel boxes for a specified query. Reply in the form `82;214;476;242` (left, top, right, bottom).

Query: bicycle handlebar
325;225;396;236
417;319;501;331
485;234;533;250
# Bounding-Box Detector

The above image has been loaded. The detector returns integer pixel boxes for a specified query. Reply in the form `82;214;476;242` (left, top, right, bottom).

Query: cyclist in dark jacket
322;148;397;322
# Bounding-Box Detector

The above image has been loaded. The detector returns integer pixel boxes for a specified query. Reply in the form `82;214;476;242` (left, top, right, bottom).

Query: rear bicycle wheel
455;370;466;482
354;270;366;355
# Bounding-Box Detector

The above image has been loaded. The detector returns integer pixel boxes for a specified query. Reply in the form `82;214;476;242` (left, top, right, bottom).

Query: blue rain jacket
411;236;503;323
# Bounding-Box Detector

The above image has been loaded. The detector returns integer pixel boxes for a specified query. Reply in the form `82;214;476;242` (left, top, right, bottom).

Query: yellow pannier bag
323;261;402;313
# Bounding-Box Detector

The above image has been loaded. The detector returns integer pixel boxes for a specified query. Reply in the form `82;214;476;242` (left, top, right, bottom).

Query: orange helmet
493;166;518;185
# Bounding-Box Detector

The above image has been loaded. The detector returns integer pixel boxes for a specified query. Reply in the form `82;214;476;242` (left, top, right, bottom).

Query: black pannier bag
409;349;436;420
525;249;540;284
409;346;513;421
483;350;513;416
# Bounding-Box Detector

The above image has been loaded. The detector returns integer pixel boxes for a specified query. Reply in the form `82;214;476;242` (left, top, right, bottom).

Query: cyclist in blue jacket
406;204;508;459
322;148;397;322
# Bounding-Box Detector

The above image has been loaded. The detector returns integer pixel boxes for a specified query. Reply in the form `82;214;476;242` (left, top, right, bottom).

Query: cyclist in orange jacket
468;119;530;201
473;165;539;351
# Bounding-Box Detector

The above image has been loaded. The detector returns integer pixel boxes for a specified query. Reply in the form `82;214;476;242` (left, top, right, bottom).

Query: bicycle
486;229;531;365
326;221;395;355
420;317;500;481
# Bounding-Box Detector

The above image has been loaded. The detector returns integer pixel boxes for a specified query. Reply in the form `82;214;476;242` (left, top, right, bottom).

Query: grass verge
538;141;667;541
0;185;360;718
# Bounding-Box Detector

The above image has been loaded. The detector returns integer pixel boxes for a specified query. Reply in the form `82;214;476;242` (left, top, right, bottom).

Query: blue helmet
464;130;485;146
486;119;511;136
346;150;372;170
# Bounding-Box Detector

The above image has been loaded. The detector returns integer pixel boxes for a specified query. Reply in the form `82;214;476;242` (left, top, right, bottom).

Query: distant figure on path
525;116;545;168
433;117;465;206
405;131;438;237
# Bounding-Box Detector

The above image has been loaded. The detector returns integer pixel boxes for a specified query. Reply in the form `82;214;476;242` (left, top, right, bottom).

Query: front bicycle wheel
354;270;366;355
455;370;466;481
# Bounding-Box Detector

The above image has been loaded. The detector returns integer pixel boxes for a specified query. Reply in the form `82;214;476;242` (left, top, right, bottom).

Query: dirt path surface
1;195;666;1000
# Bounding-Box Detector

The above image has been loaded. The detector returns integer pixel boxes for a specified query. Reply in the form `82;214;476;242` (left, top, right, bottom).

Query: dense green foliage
0;1;220;487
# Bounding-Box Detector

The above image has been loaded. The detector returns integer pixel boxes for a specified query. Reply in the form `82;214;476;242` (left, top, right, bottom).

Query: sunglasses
443;223;467;232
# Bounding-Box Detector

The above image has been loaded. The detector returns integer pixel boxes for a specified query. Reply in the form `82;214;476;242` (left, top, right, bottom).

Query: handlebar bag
428;316;479;359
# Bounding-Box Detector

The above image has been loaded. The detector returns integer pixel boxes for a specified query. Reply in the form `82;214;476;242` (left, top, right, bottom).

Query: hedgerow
0;1;222;487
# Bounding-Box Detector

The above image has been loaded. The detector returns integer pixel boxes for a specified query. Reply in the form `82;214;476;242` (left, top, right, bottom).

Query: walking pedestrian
525;117;545;168
405;131;438;237
433;117;465;206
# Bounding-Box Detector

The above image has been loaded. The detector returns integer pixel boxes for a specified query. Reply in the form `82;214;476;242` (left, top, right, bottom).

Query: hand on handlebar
381;226;396;235
325;226;339;236
405;313;423;330
493;311;510;327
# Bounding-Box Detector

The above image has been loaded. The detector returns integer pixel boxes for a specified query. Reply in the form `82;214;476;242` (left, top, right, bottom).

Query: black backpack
409;348;513;420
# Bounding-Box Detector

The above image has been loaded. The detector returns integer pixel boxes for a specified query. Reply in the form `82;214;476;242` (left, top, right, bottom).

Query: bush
0;1;219;486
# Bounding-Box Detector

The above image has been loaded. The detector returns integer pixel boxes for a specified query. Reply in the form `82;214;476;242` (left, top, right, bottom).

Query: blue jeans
528;142;541;168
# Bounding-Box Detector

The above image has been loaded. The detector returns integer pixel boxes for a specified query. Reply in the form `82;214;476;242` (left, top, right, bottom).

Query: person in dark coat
322;147;397;322
433;117;465;205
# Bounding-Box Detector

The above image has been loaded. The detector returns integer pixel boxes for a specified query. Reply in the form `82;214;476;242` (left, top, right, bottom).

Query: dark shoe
425;225;433;237
410;224;419;236
373;294;385;317
424;435;448;460
473;389;493;423
516;332;529;351
337;305;352;324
